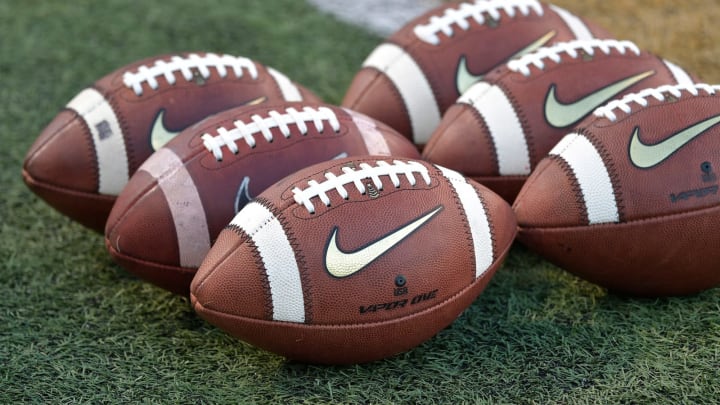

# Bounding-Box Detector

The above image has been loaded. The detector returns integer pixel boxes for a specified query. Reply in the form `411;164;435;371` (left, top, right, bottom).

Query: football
341;0;612;146
22;52;320;232
422;39;698;202
105;103;421;295
513;83;720;296
190;156;517;364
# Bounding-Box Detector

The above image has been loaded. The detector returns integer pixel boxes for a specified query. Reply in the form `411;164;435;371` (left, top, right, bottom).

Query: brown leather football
105;103;420;295
513;83;720;296
422;39;698;202
341;0;611;147
22;52;320;232
190;156;517;364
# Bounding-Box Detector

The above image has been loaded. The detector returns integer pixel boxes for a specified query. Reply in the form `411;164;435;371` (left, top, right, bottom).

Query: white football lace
507;39;641;77
413;0;543;45
122;53;258;96
292;160;432;214
593;83;720;122
201;106;340;161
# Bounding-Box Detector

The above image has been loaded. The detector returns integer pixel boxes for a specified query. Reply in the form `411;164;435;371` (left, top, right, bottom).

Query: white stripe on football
23;52;321;232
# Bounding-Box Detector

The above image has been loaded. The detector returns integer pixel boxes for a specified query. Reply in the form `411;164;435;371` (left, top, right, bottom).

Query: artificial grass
2;0;719;403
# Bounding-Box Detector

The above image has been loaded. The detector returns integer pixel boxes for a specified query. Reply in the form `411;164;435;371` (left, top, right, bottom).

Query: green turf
2;0;720;403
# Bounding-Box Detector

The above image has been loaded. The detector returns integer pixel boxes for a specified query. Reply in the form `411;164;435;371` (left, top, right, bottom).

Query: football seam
104;176;164;238
76;107;102;192
476;189;498;264
577;127;626;222
191;223;272;316
380;65;413;135
494;79;536;168
351;65;412;134
223;197;314;323
247;228;275;321
439;166;482;277
270;197;315;325
24;109;85;174
465;103;501;176
22;170;116;202
106;241;197;275
405;41;444;110
104;86;135;174
548;154;590;225
33;99;104;192
199;224;249;276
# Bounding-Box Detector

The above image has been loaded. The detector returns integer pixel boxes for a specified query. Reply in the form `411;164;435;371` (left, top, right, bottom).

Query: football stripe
549;133;619;224
663;60;694;86
459;82;531;176
66;88;129;195
267;67;303;101
436;165;493;279
549;5;594;40
343;108;391;155
362;43;441;145
139;148;211;268
230;202;305;323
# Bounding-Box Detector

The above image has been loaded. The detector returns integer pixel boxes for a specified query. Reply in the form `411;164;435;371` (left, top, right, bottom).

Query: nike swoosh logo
455;30;556;95
233;151;348;213
150;96;269;151
545;70;655;128
629;114;720;168
234;176;253;214
150;109;181;151
325;206;443;278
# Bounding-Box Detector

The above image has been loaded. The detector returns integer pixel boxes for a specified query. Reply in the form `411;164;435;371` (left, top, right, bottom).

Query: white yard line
307;0;443;37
